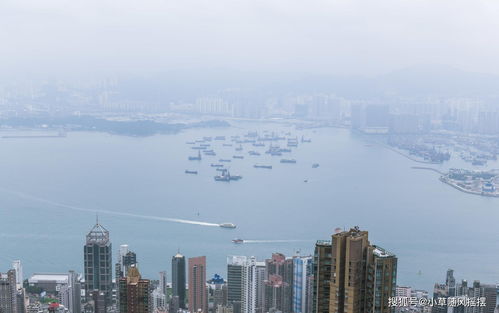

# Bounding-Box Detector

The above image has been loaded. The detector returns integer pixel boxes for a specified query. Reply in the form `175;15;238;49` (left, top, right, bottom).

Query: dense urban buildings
4;224;499;313
431;270;497;313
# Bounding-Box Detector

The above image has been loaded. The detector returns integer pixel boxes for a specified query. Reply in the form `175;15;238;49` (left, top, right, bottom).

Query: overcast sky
1;0;499;79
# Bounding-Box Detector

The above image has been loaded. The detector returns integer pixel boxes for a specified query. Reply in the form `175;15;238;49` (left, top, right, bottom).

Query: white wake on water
0;188;220;227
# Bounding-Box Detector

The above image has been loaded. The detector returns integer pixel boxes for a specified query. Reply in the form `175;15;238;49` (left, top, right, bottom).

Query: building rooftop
86;221;110;245
29;273;69;284
372;245;396;258
315;240;332;246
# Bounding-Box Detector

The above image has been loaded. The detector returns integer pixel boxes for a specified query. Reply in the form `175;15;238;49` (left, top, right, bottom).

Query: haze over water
1;121;498;291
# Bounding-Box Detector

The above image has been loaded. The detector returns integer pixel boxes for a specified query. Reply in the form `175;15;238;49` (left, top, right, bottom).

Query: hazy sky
1;0;499;78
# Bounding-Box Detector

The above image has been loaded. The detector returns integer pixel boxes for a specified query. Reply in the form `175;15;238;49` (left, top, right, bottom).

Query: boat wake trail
243;239;309;244
0;187;220;227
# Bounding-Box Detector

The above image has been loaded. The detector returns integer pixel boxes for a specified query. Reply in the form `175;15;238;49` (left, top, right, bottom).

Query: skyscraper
188;256;207;313
12;261;23;290
293;256;313;313
328;226;397;313
172;253;187;309
227;256;260;313
59;271;81;313
312;240;332;313
0;269;17;313
264;253;294;313
84;220;113;304
116;248;137;279
159;271;167;297
118;265;151;313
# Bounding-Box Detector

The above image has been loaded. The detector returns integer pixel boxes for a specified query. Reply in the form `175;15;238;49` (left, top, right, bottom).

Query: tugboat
232;238;244;244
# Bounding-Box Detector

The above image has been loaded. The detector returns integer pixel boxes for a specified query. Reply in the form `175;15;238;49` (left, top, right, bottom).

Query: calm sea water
1;121;498;291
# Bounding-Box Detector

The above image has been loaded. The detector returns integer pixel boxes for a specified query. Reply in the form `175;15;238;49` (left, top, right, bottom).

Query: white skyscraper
227;256;261;313
12;260;23;290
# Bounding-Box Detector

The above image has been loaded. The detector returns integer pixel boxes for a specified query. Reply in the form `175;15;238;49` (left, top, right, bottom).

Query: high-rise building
12;261;23;290
0;269;17;313
159;271;167;297
83;220;113;304
59;271;81;313
446;269;456;297
153;271;168;312
293;256;313;313
189;256;208;313
264;253;294;313
116;248;137;279
227;256;261;313
254;263;266;313
118;265;151;313
327;226;397;313
172;253;187;309
312;240;332;313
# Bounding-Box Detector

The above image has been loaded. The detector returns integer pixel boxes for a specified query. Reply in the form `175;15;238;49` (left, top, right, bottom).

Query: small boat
219;159;232;163
232;238;244;244
211;163;224;167
233;155;244;159
185;170;198;174
248;151;261;156
280;159;296;164
312;163;319;168
220;223;237;229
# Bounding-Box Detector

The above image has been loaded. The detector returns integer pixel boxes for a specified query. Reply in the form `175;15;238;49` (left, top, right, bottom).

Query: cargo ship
254;164;272;169
214;169;242;182
188;151;202;161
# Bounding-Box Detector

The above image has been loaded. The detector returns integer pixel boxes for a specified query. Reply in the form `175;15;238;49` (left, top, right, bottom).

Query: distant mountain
373;65;499;97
